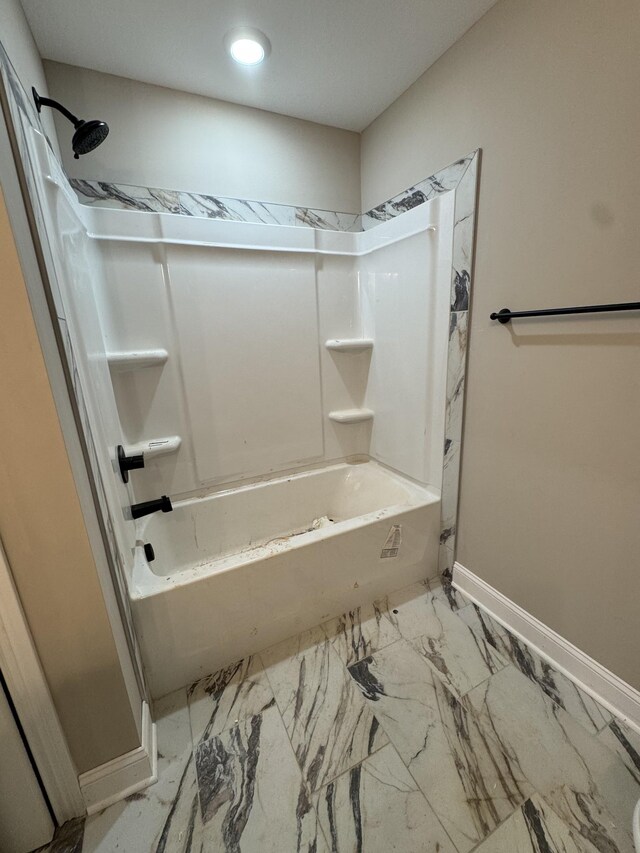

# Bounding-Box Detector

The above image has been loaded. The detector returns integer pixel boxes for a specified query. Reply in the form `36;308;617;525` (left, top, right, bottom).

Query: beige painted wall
362;0;640;690
43;61;361;212
0;188;140;773
1;0;59;152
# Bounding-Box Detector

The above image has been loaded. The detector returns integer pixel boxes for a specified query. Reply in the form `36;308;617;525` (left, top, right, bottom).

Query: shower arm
32;89;82;127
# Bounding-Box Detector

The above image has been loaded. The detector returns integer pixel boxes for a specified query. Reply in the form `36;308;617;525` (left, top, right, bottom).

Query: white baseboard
79;701;157;815
453;562;640;735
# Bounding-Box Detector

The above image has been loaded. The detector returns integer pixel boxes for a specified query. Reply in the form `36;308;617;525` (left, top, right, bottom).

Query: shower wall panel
91;193;454;500
26;140;138;571
316;256;372;461
94;241;197;499
89;180;465;524
96;239;366;499
362;193;453;490
168;247;324;484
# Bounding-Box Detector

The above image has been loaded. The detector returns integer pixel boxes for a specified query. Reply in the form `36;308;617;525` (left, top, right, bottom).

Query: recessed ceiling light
224;27;271;66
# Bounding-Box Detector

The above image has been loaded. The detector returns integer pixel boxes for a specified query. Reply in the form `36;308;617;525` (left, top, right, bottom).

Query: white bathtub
131;460;440;697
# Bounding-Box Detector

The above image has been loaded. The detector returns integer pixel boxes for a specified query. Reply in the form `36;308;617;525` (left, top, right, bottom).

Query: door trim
0;539;85;822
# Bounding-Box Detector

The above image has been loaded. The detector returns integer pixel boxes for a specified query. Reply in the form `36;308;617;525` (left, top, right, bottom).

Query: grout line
346;666;463;853
329;599;466;849
257;649;332;851
451;598;615;736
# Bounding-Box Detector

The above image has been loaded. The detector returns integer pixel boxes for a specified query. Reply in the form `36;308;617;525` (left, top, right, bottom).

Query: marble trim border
439;152;479;575
69;179;363;232
68;151;475;234
360;154;474;230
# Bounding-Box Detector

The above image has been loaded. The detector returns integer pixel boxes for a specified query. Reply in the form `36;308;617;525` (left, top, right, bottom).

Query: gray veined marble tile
361;188;431;229
376;581;504;699
259;626;388;792
360;154;474;231
69;152;479;236
541;782;636;853
69;179;181;214
178;191;296;226
195;704;327;852
187;654;275;745
347;639;532;853
450;268;471;313
597;717;640;785
414;156;472;199
457;604;612;735
474;792;601;853
438;543;456;578
452;155;477;229
40;818;85;853
441;530;457;556
456;603;507;641
82;689;203;853
321;600;401;666
464;665;640;853
374;579;434;639
430;575;471;613
313;743;457;853
444;310;468;447
295;207;361;232
410;596;508;698
450;156;477;312
440;438;461;548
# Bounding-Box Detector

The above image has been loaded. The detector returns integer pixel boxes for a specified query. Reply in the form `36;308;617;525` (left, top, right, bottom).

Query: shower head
71;120;110;159
32;87;109;159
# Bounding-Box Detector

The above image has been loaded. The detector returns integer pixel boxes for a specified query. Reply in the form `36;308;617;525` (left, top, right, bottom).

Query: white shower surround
91;195;453;489
74;153;480;578
85;195;455;696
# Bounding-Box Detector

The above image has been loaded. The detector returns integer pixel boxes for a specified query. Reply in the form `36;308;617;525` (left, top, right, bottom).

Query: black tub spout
130;496;173;520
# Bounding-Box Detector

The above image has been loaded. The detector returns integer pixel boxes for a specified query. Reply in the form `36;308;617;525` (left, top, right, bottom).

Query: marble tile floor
41;577;640;853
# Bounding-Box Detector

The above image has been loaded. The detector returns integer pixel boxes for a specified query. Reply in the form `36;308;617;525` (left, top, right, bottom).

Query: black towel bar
490;301;640;324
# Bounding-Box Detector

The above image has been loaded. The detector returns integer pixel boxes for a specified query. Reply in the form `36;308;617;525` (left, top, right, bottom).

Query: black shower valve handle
117;444;145;483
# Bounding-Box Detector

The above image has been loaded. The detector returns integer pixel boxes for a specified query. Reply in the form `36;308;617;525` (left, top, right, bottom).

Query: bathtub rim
131;460;439;598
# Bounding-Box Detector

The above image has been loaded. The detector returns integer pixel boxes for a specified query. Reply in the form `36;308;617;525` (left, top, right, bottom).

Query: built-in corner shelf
328;408;374;424
325;338;374;353
124;435;182;459
107;349;169;372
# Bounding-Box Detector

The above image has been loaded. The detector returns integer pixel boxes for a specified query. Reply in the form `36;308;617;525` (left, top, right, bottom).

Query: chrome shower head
32;87;109;159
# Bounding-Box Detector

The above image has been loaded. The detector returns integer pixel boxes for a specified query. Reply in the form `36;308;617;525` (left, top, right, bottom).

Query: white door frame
0;538;85;823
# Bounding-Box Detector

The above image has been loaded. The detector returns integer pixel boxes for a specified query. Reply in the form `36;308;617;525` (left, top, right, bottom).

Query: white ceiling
21;0;497;131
